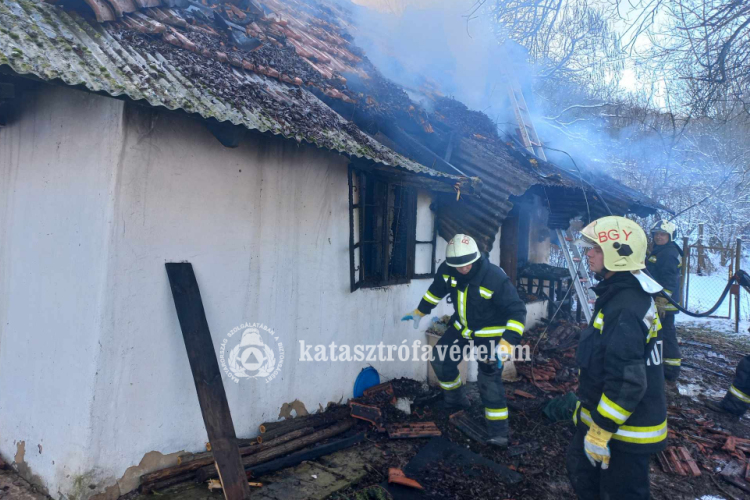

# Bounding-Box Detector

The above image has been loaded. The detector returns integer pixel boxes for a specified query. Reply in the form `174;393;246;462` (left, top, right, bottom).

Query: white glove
400;309;425;330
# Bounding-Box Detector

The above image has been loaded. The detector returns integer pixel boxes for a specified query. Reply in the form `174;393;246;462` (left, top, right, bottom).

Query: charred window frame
349;165;430;291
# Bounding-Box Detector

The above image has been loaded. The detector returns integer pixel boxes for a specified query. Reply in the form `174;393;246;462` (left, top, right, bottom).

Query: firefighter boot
486;418;509;447
706;391;748;418
478;360;509;447
705;399;733;415
443;384;471;410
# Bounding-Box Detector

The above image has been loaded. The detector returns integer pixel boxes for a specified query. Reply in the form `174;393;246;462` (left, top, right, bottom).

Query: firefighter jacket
417;256;528;345
646;242;683;311
573;272;668;454
725;355;750;414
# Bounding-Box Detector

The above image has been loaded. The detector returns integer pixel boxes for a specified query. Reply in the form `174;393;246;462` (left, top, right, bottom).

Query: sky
349;0;669;101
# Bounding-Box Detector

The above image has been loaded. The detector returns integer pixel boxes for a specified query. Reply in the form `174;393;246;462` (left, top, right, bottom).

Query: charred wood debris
137;321;750;499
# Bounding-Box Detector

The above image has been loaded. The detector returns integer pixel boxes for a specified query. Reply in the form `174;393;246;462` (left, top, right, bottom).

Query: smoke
341;2;662;178
339;1;750;252
344;0;617;171
346;0;531;132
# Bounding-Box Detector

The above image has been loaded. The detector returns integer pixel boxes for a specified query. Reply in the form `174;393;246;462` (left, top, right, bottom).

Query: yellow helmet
577;216;648;272
650;220;677;241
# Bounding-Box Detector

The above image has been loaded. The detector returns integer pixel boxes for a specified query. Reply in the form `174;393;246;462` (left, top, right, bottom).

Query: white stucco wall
0;86;127;498
0;85;551;499
0;86;453;498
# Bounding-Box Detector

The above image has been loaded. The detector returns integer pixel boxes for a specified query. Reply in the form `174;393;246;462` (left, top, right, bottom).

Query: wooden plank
247;433;365;478
500;216;519;284
195;419;356;482
165;263;251;500
142;427;314;487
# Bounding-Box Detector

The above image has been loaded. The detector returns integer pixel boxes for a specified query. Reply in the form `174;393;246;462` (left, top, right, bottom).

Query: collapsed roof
0;0;667;252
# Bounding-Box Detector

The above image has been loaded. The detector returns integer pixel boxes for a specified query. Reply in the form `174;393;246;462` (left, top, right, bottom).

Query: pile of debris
664;405;750;493
138;405;362;493
131;318;750;500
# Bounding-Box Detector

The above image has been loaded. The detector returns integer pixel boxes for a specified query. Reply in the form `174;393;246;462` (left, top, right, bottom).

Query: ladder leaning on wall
556;229;597;323
500;59;595;322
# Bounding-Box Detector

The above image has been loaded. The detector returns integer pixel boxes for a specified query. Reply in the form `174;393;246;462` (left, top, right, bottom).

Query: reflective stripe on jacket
417;257;527;345
575;272;668;454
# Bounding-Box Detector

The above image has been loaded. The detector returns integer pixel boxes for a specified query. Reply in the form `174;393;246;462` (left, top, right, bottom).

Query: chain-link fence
683;240;742;325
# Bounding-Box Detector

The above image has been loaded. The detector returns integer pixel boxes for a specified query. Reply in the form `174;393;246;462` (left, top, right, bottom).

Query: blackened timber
140;471;198;494
195;419;357;483
258;406;350;438
247;433;365;478
140;427;318;492
165;263;251;500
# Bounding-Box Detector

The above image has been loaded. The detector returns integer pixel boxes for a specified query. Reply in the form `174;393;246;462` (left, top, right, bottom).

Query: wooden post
736;239;742;334
697;223;705;275
165;263;251;500
501;216;519;285
680;236;689;306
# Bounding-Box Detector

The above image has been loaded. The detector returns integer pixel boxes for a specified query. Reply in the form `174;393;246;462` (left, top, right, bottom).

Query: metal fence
681;236;743;331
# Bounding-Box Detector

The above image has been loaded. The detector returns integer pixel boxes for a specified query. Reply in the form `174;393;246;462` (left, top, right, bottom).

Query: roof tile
0;0;471;189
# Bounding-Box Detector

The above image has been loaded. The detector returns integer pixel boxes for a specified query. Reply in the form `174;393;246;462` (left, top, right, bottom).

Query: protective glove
401;309;425;330
498;339;513;361
654;296;669;318
584;422;613;469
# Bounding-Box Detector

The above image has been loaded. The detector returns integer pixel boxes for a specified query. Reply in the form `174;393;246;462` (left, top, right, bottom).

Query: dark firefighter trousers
566;427;652;500
430;327;508;435
721;355;750;416
661;312;681;381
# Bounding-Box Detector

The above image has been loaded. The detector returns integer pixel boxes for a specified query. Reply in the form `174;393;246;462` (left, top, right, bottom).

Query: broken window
349;165;434;291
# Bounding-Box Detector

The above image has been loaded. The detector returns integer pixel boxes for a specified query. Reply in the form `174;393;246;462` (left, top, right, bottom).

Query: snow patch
676;383;724;399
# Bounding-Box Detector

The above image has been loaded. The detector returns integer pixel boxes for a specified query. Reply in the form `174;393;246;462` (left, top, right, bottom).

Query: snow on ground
676;251;750;334
677;316;750;335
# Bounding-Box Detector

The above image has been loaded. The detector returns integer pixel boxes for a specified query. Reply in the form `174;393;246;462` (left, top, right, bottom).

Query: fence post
736;239;742;333
680;236;689;306
697;223;705;275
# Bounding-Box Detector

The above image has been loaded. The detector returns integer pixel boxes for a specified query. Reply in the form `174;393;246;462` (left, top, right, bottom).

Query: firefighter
646;220;684;381
401;234;527;447
567;216;667;500
705;355;750;418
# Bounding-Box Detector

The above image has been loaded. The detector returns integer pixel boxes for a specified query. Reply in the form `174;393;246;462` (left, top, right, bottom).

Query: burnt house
0;0;662;497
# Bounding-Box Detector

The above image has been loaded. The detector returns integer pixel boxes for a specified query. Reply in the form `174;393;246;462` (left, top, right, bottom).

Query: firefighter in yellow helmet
646;220;683;381
567;217;667;500
401;234;527;447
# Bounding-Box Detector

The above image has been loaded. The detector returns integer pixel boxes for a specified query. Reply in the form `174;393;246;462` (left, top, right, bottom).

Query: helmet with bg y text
446;234;480;267
577;216;663;293
577;216;647;271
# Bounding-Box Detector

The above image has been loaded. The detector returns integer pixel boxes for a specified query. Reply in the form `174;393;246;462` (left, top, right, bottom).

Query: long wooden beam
165;263;251;500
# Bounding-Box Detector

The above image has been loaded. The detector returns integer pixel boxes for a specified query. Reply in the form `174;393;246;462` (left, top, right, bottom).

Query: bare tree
484;0;622;83
489;0;750;113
